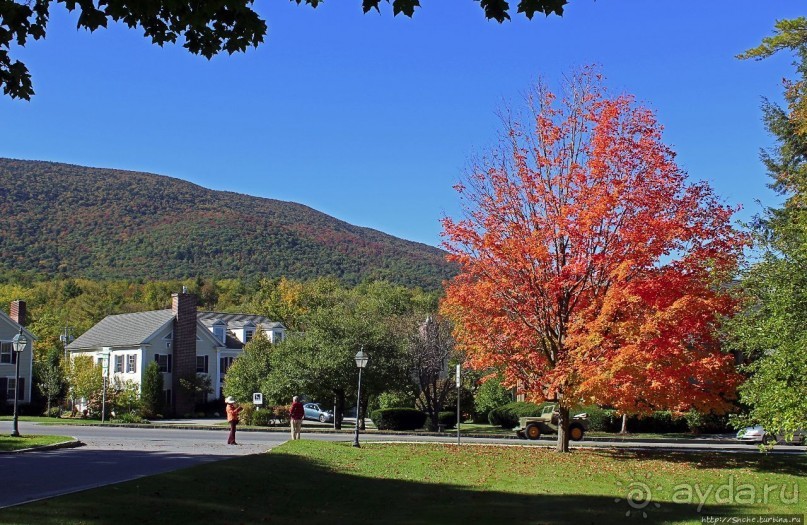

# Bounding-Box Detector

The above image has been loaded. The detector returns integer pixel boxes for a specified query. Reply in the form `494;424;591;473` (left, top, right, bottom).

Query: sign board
253;392;263;405
456;364;461;387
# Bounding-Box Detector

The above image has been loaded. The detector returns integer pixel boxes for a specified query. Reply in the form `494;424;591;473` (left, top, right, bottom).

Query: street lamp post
99;349;110;423
10;328;28;437
352;348;369;448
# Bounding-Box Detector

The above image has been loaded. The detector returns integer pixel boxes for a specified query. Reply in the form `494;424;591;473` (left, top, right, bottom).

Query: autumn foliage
441;70;746;449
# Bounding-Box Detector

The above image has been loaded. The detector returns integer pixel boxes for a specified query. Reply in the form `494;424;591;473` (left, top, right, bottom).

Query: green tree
473;373;513;423
1;0;569;101
730;18;807;441
222;332;274;403
141;361;164;418
35;347;64;416
65;355;102;414
266;282;412;429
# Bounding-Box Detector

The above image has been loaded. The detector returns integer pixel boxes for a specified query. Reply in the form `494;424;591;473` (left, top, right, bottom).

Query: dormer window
213;326;225;344
245;330;254;343
273;331;284;344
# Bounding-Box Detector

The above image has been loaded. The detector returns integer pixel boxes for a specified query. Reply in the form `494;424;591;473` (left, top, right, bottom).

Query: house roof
197;311;284;330
67;310;174;350
67;309;285;351
0;311;37;342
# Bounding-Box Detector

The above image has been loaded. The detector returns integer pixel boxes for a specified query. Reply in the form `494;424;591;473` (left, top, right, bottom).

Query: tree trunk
555;405;571;453
620;413;628;434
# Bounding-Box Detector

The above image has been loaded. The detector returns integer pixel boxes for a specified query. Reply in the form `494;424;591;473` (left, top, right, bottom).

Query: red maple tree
441;69;747;451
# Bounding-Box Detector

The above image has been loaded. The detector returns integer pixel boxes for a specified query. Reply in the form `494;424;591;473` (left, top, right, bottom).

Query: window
126;354;137;373
213;326;225;344
0;342;14;364
6;377;15;400
245;330;254;343
220;356;235;383
155;354;172;373
196;355;209;374
114;355;124;373
273;332;284;344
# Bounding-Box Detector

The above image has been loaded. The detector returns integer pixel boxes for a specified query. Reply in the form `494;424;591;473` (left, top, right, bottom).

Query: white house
0;300;35;407
66;290;285;415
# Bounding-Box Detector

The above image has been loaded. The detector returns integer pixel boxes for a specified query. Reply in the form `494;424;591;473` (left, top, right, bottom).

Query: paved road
0;420;803;509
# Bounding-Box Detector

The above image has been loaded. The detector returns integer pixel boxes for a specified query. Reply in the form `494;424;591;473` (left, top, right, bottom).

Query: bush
473;376;513;423
628;411;688;433
272;405;291;425
370;408;427;431
438;411;456;430
240;404;257;425
684;410;732;434
488;402;547;429
43;407;62;418
115;412;149;424
573;405;620;432
376;391;416;410
250;408;273;427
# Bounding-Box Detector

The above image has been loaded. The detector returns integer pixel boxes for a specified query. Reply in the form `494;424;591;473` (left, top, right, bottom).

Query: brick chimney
172;289;197;417
10;300;26;327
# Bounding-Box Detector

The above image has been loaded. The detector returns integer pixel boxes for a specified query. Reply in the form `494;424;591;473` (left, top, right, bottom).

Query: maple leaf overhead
440;67;748;452
0;0;572;100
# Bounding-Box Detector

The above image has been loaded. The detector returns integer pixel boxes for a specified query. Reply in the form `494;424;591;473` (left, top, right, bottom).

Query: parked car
736;425;805;445
303;402;334;423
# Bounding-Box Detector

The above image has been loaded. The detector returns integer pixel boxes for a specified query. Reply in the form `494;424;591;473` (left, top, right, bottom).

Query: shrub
115;412;149;424
250;408;273;426
438;411;456;430
628;411;688;433
240;404;257;425
684;410;732;434
473;376;513;423
43;407;62;418
370;408;427;430
573;405;620;432
488;402;547;429
273;405;291;425
376;391;416;410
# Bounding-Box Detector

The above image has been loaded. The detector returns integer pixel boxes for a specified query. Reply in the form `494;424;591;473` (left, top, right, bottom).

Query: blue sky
0;1;802;248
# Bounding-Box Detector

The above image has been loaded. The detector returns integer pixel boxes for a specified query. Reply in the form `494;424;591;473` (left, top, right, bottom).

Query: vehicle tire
525;423;541;440
569;424;584;441
319;414;326;423
762;434;771;445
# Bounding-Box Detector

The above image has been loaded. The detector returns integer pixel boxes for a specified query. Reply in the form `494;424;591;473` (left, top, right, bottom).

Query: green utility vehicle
515;403;589;441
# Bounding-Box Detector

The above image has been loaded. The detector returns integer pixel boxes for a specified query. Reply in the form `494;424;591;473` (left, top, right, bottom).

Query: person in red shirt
289;396;304;440
225;397;243;445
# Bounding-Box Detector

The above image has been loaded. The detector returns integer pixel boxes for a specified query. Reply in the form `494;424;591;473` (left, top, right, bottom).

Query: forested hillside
0;159;454;289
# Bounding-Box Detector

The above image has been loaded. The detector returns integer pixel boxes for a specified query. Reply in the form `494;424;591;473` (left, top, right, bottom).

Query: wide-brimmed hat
225;396;236;404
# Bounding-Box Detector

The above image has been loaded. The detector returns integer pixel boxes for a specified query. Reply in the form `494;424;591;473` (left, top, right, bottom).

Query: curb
1;438;83;454
31;421;740;446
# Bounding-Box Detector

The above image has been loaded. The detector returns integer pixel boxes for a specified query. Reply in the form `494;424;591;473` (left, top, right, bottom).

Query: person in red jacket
226;397;243;445
290;396;304;440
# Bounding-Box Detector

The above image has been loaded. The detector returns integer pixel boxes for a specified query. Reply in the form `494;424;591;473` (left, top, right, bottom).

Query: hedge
438;411;457;429
370;408;427;431
488;402;549;429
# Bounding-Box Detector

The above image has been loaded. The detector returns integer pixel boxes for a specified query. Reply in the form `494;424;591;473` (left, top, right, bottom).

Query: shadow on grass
0;447;745;525
600;448;807;476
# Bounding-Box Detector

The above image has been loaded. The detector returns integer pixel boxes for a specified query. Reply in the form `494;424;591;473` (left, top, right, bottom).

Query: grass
0;441;803;524
0;434;73;452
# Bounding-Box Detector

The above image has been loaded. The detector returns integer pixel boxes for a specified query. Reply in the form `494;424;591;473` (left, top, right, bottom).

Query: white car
736;425;805;445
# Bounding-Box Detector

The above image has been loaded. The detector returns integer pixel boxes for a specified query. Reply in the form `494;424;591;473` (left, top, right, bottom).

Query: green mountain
0;158;455;289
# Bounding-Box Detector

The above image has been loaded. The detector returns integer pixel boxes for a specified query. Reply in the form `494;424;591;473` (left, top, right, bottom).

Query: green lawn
0;441;803;524
0;434;74;452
